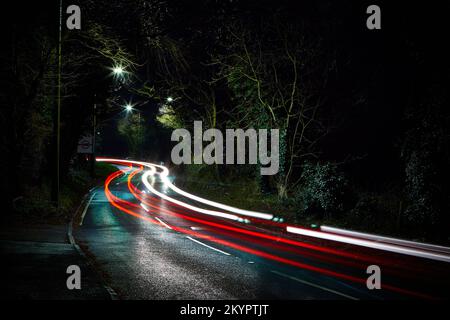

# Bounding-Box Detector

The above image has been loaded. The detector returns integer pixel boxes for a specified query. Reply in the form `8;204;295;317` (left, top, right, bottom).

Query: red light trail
103;167;435;299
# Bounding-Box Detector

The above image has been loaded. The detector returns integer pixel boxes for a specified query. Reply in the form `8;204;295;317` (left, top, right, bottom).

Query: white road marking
270;270;359;300
154;217;173;230
80;192;96;226
140;202;150;212
186;236;231;256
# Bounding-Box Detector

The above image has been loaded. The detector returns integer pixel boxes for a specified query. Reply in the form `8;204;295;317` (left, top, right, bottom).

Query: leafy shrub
13;184;57;217
294;161;348;218
347;193;394;232
67;168;91;191
403;150;434;225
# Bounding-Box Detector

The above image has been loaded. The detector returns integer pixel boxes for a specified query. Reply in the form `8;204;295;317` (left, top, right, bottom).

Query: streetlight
111;65;127;83
113;65;124;76
90;64;129;178
124;102;143;158
91;95;97;177
166;96;174;103
55;0;63;210
125;104;133;112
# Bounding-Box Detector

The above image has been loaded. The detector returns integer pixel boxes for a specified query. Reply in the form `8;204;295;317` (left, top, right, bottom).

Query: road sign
77;134;93;154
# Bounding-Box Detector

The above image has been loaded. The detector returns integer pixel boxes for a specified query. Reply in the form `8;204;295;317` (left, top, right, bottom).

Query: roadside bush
13;183;57;218
67;168;91;191
12;163;115;221
347;193;393;232
293;161;348;218
403;151;434;225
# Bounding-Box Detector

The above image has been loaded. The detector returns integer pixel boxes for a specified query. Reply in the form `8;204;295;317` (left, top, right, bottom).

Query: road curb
67;189;119;300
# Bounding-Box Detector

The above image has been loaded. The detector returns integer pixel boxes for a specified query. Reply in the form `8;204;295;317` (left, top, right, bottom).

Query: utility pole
91;95;96;176
56;0;63;211
139;112;142;159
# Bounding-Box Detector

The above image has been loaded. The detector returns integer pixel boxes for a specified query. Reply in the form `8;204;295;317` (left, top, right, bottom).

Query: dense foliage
2;1;449;242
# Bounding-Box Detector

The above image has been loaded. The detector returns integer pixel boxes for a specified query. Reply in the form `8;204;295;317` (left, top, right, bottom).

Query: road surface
73;159;450;299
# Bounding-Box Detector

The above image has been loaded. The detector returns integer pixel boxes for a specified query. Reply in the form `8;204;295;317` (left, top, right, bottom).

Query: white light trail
286;226;450;263
96;157;273;220
320;225;450;255
97;158;450;263
146;162;273;220
159;174;273;220
141;170;240;221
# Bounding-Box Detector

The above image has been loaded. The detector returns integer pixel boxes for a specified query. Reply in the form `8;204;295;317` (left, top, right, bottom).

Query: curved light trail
96;157;273;220
128;169;440;276
141;170;241;221
103;168;434;299
97;157;450;265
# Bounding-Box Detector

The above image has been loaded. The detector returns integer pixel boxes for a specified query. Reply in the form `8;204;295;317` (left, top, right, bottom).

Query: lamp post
91;95;97;176
55;0;63;211
124;103;143;158
90;65;126;175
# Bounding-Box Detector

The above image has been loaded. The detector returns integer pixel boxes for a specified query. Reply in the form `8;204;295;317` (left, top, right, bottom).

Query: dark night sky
85;1;449;181
5;0;449;177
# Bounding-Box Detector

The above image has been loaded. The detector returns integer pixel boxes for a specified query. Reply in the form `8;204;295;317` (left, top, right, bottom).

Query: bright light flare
113;66;124;75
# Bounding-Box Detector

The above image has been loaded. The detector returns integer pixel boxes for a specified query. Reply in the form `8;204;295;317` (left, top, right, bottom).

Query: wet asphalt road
74;168;450;300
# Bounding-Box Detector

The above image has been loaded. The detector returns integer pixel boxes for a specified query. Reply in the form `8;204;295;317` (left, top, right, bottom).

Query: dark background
1;1;449;242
